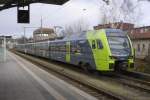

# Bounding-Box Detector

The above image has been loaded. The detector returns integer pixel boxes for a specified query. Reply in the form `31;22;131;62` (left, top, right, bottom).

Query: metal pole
54;26;57;35
53;26;63;37
24;27;26;44
23;27;26;53
41;16;43;35
3;36;6;62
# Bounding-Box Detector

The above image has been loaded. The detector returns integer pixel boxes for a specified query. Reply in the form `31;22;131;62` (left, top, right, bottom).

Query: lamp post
3;36;6;62
23;27;26;44
103;0;109;5
82;8;87;18
82;8;87;20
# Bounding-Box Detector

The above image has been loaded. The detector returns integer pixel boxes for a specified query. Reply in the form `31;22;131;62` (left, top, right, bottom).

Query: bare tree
64;19;89;37
100;0;141;24
64;26;74;37
120;0;141;23
16;36;28;44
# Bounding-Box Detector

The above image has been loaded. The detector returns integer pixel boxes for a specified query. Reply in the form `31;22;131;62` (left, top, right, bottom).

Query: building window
138;44;140;52
145;28;148;32
143;44;145;50
140;29;144;33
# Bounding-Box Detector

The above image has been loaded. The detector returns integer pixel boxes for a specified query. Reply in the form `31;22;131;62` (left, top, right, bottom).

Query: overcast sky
0;0;150;38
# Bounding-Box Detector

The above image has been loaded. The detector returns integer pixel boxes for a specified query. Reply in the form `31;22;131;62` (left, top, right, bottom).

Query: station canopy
0;0;69;11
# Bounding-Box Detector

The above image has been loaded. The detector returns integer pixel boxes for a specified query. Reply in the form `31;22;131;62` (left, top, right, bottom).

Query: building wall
33;28;56;42
132;39;150;59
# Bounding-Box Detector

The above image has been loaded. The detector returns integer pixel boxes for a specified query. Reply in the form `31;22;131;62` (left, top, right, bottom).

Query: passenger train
16;29;134;72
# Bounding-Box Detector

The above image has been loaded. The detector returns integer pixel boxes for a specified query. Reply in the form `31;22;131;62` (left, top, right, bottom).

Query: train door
66;42;70;62
91;39;104;60
91;38;109;71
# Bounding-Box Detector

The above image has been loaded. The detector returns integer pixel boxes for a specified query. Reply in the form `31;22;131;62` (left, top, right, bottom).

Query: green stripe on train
66;42;70;62
127;35;134;71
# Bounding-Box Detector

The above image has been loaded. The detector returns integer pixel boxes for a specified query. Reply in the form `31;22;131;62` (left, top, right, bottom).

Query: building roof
0;36;12;39
33;28;54;35
134;26;150;29
94;22;134;31
130;32;150;40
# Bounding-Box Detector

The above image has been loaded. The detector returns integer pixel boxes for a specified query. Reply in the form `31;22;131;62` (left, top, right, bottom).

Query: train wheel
83;63;93;73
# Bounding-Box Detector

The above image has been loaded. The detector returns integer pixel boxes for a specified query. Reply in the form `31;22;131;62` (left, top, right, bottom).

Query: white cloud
138;1;150;26
0;0;150;37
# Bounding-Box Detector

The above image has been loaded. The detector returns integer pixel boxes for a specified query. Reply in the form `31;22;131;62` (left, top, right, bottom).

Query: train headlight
109;63;114;69
109;56;117;59
128;56;133;59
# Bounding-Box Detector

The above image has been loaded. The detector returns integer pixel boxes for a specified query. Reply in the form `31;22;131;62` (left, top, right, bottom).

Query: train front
106;29;134;71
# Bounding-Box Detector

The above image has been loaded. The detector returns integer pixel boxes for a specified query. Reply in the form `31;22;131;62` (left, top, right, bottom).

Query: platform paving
0;51;97;100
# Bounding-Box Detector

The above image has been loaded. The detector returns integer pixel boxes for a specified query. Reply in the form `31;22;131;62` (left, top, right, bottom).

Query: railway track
13;51;150;100
122;70;150;81
101;73;150;93
120;71;150;86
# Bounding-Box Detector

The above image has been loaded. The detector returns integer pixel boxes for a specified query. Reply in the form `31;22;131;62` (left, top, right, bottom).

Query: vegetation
64;19;89;37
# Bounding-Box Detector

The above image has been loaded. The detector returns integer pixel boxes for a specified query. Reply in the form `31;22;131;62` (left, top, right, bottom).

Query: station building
0;36;15;49
129;26;150;59
33;28;57;42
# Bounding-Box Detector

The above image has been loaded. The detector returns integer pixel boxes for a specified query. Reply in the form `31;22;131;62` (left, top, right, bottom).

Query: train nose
120;62;128;70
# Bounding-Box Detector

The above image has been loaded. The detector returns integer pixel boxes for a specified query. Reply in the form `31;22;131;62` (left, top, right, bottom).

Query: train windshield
107;35;131;56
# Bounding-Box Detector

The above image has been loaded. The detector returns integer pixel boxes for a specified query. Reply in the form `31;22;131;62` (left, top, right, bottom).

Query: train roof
105;28;127;37
105;28;125;33
49;28;127;42
16;28;127;45
63;31;87;41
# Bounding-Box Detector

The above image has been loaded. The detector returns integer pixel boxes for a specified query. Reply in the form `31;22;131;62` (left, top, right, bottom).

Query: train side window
97;39;103;49
92;40;96;49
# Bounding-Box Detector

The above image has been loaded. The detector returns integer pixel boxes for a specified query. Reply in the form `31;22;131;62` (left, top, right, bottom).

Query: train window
51;46;55;51
92;40;96;49
97;39;103;49
79;40;86;44
138;44;140;52
70;45;73;53
76;45;81;53
63;44;66;52
56;45;58;51
58;45;61;51
143;44;145;50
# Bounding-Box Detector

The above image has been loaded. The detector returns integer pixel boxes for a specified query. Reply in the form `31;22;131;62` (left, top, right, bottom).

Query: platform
0;51;97;100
